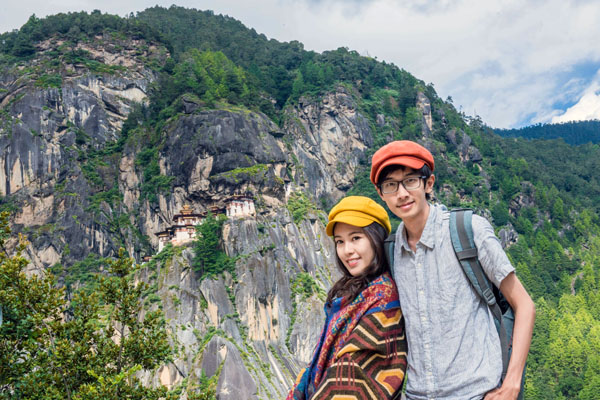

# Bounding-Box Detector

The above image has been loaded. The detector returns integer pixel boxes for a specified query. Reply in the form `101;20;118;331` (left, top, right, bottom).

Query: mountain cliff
0;22;376;397
1;7;600;400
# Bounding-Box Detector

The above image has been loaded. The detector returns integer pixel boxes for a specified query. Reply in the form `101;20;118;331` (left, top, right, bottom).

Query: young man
370;140;535;400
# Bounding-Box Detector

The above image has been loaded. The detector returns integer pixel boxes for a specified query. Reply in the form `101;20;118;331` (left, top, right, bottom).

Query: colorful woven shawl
288;272;400;399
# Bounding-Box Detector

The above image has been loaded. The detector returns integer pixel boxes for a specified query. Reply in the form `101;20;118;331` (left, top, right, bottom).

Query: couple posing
287;140;536;400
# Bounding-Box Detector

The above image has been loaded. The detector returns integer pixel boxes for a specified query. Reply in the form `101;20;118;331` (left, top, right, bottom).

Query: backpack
383;209;525;399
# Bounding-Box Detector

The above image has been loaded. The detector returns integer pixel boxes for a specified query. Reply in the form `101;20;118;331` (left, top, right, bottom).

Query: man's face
377;167;434;222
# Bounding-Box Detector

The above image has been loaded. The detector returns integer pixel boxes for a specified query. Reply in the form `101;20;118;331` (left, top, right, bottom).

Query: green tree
291;71;305;100
0;212;172;399
491;201;510;226
0;212;66;397
192;213;234;279
552;197;566;225
74;248;172;399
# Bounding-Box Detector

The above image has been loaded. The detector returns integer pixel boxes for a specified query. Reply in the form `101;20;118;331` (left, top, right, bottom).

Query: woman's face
333;222;375;277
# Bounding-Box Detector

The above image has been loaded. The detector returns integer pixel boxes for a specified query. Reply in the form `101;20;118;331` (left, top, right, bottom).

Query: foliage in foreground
0;212;172;399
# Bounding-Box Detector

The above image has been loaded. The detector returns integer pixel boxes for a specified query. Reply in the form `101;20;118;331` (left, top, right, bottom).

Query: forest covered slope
495;119;600;145
1;7;599;399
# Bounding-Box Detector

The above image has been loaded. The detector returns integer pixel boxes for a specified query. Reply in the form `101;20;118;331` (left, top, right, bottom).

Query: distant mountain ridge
494;119;600;145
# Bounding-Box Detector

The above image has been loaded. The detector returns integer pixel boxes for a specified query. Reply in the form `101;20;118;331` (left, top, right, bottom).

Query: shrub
286;191;317;224
192;213;235;280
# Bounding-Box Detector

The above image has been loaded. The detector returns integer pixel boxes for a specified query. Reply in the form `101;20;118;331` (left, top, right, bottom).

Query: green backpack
384;209;525;399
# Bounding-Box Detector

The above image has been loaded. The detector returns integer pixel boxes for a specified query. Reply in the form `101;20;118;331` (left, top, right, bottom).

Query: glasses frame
378;175;427;194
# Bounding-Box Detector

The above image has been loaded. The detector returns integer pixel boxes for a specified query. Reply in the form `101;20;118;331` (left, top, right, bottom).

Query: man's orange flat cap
370;140;435;185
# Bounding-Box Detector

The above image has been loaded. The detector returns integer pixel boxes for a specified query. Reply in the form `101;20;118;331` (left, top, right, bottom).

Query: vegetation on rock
192;213;235;280
286;191;319;225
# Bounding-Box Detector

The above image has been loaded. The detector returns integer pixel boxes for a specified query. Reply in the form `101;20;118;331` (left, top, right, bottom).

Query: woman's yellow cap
326;196;391;236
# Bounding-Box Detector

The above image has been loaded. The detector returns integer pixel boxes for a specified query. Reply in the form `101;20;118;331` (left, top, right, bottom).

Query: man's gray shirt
393;204;515;400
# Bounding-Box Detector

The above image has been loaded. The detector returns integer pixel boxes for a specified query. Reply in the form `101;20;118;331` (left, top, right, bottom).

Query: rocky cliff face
128;88;374;398
0;35;163;274
138;212;339;398
283;88;373;202
0;37;377;398
416;91;433;136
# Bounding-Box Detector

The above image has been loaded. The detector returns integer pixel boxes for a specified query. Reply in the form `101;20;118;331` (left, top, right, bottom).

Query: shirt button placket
416;246;434;393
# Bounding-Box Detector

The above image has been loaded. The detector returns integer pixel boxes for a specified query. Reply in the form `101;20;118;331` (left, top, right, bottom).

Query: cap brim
374;156;426;184
326;212;376;236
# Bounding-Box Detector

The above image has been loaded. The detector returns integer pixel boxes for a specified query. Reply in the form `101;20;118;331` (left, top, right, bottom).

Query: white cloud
551;76;600;123
3;0;600;128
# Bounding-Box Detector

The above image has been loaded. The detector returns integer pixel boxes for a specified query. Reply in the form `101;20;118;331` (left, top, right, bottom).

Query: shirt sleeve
310;308;407;400
471;214;515;288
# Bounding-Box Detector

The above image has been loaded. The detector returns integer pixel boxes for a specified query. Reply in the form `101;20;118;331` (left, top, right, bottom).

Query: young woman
287;196;407;400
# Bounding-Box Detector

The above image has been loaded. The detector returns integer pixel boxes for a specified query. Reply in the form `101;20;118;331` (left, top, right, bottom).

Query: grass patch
34;73;62;88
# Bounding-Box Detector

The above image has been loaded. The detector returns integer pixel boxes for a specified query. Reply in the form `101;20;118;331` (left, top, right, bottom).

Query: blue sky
2;0;600;129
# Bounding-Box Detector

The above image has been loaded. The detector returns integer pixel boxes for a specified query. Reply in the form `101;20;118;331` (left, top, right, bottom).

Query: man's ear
425;174;435;194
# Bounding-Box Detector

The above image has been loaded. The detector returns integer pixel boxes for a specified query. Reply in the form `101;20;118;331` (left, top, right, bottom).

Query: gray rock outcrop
284;87;373;202
498;222;519;248
416;91;433;136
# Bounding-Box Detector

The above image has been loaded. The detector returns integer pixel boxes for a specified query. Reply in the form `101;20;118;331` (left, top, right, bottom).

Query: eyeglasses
379;176;427;194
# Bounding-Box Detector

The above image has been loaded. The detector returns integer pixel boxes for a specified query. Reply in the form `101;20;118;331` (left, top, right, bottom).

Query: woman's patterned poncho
287;272;407;400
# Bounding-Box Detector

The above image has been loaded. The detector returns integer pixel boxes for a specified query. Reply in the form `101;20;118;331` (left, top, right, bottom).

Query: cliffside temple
225;195;256;218
155;205;206;252
155;197;256;252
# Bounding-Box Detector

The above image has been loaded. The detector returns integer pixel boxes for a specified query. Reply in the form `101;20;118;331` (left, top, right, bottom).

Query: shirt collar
398;203;437;251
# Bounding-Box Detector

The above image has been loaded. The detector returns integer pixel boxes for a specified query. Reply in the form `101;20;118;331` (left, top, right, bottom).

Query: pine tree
192;212;234;279
0;213;172;398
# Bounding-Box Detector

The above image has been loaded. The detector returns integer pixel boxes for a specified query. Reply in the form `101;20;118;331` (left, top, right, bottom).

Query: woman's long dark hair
326;222;390;304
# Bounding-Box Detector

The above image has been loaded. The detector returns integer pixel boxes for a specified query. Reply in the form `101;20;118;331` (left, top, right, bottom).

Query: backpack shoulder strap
384;233;396;280
449;209;494;302
449;209;509;378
